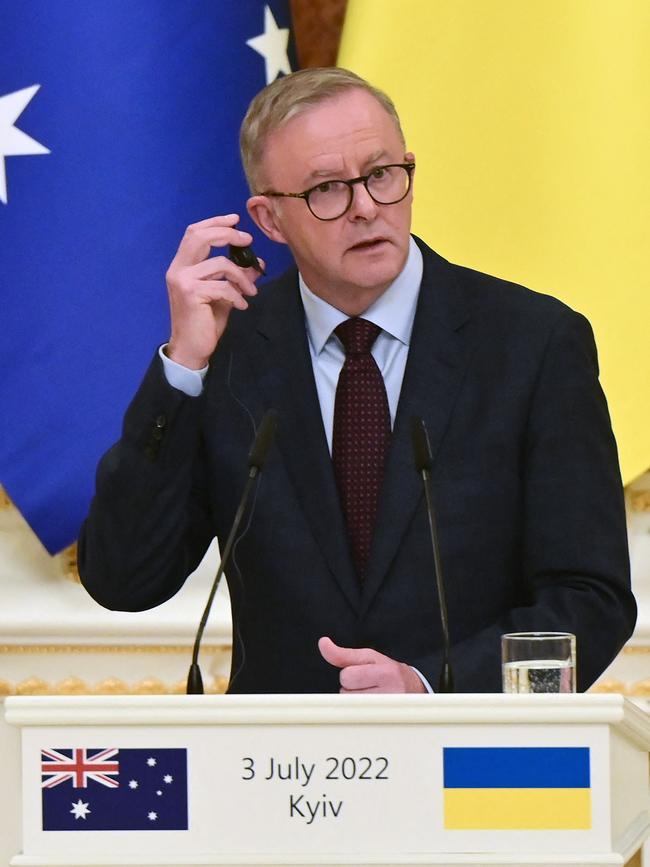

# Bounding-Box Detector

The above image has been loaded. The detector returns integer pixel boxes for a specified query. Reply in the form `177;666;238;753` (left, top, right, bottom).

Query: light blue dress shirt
299;236;422;451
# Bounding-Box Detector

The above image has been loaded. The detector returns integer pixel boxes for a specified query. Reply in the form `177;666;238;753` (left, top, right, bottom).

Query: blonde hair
240;67;404;192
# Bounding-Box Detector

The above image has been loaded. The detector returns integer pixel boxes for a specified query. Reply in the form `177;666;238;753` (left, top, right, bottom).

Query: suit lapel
247;275;361;613
243;243;472;618
361;244;473;616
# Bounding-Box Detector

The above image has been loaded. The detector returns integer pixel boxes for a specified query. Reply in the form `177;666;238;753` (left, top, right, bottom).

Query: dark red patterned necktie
332;317;391;581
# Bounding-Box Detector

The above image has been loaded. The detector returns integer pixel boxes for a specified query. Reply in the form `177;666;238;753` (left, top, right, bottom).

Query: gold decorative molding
0;485;12;509
131;676;173;695
590;676;650;698
55;676;91;696
1;674;645;699
630;678;650;697
589;679;627;695
63;543;80;583
16;677;50;696
0;674;228;697
0;643;229;655
93;677;130;695
625;847;642;867
629;490;650;513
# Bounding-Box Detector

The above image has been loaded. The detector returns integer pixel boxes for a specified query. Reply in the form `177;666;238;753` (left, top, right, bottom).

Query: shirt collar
299;235;423;356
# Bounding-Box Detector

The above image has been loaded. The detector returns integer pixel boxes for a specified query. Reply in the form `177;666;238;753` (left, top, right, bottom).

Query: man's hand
318;636;426;694
165;214;265;370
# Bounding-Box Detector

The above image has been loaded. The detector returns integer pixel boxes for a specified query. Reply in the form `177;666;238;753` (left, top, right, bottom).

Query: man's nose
347;181;378;220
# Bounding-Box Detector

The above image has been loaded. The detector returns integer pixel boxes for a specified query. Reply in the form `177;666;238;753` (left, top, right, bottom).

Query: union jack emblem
41;748;119;789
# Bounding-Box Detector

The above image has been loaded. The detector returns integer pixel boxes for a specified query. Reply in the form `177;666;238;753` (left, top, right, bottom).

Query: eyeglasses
258;162;415;221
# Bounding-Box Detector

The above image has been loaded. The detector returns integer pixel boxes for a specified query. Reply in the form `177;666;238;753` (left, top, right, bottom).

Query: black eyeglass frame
258;162;416;221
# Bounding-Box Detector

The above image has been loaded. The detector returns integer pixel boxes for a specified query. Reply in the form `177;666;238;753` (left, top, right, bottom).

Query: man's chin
346;249;404;292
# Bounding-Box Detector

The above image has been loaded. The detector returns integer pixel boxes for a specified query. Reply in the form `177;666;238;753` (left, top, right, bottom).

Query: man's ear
247;196;288;245
405;150;416;199
405;151;416;177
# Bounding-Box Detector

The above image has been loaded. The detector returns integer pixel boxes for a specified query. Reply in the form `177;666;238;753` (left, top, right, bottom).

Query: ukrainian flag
443;747;591;830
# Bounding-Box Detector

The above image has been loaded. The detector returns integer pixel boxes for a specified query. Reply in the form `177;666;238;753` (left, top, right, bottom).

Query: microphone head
248;409;278;470
412;417;433;473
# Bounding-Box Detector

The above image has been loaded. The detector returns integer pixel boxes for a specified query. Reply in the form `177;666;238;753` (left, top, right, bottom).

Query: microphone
186;410;278;694
412;417;454;693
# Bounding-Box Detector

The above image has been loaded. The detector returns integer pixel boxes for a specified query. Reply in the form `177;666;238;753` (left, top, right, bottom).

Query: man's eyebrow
305;167;343;183
302;151;392;186
361;150;390;170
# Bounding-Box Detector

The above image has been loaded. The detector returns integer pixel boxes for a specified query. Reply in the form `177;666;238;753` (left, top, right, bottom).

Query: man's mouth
348;237;389;253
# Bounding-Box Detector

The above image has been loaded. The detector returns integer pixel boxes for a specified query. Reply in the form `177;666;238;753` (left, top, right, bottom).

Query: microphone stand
412;418;454;693
186;410;277;694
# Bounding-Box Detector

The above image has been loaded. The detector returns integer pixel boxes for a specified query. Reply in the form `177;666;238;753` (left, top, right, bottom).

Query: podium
3;693;650;866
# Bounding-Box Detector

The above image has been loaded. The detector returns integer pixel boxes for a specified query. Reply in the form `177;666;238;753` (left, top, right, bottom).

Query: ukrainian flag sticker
443;747;591;830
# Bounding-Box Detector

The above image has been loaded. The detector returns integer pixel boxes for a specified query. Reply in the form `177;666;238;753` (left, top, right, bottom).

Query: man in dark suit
79;68;636;693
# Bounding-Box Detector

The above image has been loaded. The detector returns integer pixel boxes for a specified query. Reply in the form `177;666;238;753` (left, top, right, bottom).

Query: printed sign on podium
4;693;650;866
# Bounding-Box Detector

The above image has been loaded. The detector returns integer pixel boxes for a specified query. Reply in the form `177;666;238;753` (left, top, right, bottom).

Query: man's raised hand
318;636;426;694
165;214;265;370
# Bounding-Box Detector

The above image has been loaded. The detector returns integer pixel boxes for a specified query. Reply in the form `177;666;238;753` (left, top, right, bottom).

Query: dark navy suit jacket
79;238;636;692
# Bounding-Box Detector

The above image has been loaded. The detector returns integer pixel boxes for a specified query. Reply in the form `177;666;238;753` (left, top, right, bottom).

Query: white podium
3;693;650;866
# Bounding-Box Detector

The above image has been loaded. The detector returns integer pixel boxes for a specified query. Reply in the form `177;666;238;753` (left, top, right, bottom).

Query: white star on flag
70;799;91;820
0;85;50;205
246;5;291;84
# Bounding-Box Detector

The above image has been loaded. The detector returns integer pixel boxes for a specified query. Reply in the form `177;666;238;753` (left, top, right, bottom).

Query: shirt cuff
410;666;434;693
159;344;208;397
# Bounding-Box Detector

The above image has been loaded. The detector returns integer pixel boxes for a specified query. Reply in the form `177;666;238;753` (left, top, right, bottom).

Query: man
79;67;636;693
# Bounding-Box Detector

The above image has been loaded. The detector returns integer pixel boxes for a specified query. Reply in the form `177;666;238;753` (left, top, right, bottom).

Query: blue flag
0;2;295;553
41;747;188;831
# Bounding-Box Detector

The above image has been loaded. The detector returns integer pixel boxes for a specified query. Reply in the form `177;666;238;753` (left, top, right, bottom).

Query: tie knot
335;317;381;356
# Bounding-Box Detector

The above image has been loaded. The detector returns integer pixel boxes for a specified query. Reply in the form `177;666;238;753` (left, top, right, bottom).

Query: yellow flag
339;1;650;484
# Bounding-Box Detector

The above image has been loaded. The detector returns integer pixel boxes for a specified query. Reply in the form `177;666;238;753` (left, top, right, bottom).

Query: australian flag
41;747;188;831
0;3;295;553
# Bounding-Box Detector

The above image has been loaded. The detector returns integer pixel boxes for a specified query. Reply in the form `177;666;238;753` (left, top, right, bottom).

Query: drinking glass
502;632;576;693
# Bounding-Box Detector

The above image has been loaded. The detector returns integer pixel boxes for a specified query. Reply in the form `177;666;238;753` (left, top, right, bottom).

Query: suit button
155;414;167;428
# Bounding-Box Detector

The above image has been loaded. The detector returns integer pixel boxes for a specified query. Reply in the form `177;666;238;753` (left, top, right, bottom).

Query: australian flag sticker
41;747;188;831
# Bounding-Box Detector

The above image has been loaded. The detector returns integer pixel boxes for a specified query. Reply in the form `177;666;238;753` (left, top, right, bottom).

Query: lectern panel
5;693;649;867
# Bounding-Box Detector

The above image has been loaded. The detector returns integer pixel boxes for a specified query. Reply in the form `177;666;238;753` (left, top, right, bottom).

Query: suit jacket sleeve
78;354;215;611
